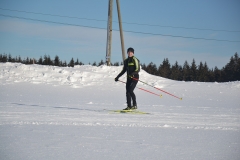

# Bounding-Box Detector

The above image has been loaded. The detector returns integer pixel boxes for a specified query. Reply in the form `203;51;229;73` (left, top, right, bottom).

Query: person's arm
115;60;127;81
130;57;140;76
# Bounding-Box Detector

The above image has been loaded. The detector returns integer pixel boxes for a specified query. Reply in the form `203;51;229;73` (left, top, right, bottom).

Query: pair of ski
110;109;150;114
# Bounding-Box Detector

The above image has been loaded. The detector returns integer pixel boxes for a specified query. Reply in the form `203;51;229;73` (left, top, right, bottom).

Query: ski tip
160;95;163;98
180;98;183;100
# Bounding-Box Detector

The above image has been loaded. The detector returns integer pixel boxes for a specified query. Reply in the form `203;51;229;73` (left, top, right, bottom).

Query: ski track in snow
0;102;239;131
1;63;240;160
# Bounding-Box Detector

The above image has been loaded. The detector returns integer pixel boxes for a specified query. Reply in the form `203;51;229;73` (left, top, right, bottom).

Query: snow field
0;63;240;160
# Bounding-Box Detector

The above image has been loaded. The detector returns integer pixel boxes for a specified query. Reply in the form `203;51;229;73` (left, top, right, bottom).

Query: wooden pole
116;0;126;62
106;0;113;66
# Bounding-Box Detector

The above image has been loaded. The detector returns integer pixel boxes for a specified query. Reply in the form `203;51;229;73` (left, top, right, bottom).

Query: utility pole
116;0;126;62
106;0;113;66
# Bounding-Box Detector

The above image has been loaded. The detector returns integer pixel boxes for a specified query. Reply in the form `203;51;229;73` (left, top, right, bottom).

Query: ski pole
129;76;182;100
118;80;162;98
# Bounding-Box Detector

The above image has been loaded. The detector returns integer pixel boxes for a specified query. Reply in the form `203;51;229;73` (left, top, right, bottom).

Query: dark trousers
126;79;138;107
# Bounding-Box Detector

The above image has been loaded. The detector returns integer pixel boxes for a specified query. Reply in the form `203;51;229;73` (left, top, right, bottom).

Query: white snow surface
0;63;240;160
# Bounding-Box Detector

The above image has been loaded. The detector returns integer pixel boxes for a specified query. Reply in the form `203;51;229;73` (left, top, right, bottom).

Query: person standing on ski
115;47;140;110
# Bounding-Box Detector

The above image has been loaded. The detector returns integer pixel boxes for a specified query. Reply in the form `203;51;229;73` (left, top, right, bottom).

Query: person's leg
126;80;132;107
129;81;138;107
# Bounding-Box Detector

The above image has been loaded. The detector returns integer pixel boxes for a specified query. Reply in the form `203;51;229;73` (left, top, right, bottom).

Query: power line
0;14;240;43
0;14;106;30
1;7;240;33
120;21;240;33
0;8;107;23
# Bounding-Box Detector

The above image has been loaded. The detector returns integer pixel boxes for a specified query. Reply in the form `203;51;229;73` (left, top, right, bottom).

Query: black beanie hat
127;47;134;53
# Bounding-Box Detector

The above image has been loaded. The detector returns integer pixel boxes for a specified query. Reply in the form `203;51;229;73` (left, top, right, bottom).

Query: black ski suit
116;56;140;107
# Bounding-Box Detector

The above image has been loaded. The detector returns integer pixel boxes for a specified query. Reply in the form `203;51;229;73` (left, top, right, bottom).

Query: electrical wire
1;7;240;33
0;13;239;43
0;8;107;23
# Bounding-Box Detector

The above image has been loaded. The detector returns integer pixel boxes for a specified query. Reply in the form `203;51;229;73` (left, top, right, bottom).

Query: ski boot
123;106;132;110
131;105;137;110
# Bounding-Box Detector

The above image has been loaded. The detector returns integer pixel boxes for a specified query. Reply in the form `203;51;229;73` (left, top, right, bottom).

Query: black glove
115;77;119;82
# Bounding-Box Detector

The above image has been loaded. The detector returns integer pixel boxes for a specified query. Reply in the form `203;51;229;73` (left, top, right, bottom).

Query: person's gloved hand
129;73;135;78
115;77;119;82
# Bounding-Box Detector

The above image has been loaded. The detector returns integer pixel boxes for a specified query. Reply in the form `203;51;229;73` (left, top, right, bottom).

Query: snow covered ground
0;63;240;160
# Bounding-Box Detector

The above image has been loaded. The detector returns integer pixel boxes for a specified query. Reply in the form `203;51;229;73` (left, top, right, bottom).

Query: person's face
127;51;134;57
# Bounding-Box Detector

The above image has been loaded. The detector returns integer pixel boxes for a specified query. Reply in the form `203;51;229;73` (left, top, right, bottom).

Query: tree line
0;54;122;67
0;53;239;82
142;52;239;82
0;54;82;67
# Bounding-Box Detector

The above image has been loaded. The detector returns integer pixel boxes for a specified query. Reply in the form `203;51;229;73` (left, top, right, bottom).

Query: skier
115;47;140;110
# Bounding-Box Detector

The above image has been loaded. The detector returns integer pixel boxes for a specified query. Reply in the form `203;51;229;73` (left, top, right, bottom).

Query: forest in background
0;52;239;82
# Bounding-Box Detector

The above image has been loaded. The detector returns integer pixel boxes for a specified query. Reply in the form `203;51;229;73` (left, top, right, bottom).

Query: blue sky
0;0;239;68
